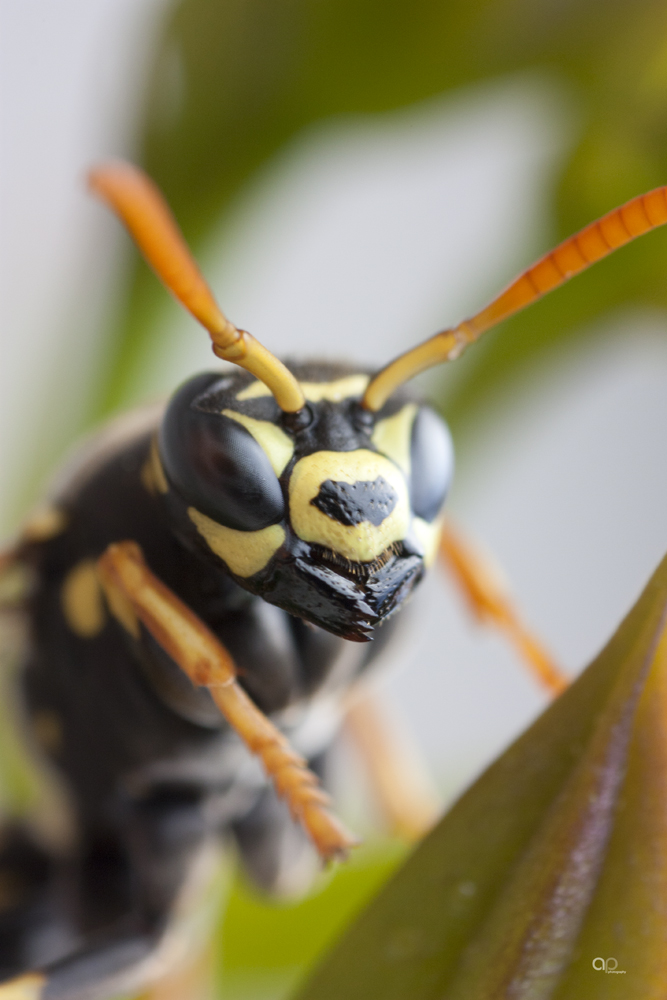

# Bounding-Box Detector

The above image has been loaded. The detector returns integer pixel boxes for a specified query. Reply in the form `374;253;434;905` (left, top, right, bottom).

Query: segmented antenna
89;162;306;413
362;186;667;412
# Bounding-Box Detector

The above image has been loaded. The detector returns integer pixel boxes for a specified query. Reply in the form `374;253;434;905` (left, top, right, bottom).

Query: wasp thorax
155;364;454;641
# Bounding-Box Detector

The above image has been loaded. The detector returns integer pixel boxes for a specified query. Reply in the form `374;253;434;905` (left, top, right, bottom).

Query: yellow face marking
289;449;410;563
0;973;46;999
32;709;63;754
188;508;285;577
371;403;418;475
21;505;67;543
236;374;370;404
222;409;294;476
61;559;106;638
412;515;443;568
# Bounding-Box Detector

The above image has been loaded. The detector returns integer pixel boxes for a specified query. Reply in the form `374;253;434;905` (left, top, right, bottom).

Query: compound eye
409;407;454;522
159;385;285;531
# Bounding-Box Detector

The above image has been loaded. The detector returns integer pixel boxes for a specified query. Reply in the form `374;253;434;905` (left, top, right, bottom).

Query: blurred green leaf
216;841;405;999
292;552;667;999
97;0;667;426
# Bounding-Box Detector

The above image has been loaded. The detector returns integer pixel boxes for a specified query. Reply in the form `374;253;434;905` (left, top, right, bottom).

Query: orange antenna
362;186;667;412
89;162;306;413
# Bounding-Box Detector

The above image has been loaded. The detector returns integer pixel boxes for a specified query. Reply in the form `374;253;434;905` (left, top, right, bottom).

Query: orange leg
344;688;440;841
97;542;357;862
439;521;568;696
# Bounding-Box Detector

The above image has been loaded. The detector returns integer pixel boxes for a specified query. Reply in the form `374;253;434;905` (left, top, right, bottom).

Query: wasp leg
231;749;335;898
344;688;440;841
96;541;357;862
439;520;568;695
232;787;318;897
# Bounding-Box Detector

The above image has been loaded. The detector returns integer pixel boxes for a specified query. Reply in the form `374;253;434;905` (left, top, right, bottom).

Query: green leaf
215;842;405;999
292;552;667;999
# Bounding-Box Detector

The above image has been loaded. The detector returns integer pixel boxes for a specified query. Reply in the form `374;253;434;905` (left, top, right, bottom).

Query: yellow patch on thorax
222;409;294;476
21;505;67;543
61;559;106;638
141;437;169;494
371;403;417;474
289;449;410;563
188;509;285;577
236;374;370;404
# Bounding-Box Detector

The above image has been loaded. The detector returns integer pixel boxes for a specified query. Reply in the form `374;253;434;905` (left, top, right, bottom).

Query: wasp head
154;363;453;641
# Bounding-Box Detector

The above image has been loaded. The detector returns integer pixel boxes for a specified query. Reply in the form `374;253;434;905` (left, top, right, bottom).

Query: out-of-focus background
3;1;667;997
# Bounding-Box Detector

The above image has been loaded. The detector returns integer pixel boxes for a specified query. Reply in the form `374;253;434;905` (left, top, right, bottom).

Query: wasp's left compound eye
159;374;285;531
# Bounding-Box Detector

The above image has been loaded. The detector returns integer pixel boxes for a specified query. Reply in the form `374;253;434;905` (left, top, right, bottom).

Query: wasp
0;162;665;999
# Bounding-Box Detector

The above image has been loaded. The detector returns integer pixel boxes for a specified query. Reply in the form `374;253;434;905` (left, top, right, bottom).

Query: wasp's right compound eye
159;375;285;531
409;406;454;523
